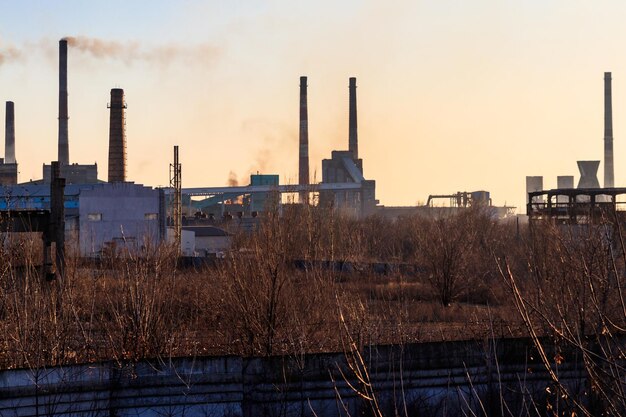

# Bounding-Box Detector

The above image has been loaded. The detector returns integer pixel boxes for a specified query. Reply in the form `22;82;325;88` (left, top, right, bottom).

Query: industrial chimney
299;76;309;203
348;77;358;160
108;88;127;182
58;39;69;166
604;72;614;188
5;101;15;163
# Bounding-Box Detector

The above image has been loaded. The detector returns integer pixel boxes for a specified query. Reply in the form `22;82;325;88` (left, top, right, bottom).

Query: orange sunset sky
1;1;626;211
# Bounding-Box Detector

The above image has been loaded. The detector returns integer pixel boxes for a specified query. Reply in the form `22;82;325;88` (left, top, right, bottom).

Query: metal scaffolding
527;187;626;224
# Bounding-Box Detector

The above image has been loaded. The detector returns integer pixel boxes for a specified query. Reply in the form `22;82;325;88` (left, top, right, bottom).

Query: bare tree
498;219;626;416
414;207;496;306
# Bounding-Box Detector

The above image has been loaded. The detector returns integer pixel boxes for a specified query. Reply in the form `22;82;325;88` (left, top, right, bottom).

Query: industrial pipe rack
527;187;626;224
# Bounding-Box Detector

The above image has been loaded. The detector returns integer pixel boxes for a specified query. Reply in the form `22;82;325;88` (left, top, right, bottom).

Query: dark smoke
63;36;133;59
227;171;239;187
0;45;20;66
62;36;219;67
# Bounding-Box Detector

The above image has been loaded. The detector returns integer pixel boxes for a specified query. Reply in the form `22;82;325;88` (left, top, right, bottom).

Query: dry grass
0;206;612;366
2;205;624;415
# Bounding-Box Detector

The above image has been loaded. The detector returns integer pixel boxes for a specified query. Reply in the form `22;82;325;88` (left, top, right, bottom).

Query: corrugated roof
0;184;99;197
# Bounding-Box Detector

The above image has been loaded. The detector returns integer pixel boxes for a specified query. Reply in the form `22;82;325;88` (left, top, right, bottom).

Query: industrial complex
0;38;524;261
526;72;626;224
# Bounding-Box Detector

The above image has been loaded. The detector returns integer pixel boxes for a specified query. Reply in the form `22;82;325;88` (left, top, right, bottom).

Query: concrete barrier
0;338;594;416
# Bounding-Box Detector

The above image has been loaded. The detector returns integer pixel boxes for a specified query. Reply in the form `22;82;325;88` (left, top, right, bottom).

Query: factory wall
0;163;17;185
43;163;98;184
78;183;161;256
195;235;231;256
166;228;196;256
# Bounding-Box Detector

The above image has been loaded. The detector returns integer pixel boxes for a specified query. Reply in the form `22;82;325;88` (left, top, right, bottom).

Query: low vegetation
0;204;625;415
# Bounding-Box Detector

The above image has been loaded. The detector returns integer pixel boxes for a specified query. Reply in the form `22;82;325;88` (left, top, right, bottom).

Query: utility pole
45;161;65;281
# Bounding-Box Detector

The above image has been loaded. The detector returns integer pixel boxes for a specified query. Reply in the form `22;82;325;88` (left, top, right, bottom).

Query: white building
0;182;166;257
79;183;165;256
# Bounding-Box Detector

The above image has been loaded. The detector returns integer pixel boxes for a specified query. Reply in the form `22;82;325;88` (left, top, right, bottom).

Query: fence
0;337;588;417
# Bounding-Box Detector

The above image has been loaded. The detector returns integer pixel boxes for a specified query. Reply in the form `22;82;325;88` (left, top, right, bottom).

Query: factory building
249;174;279;212
526;72;623;222
181;226;232;257
0;182;166;256
42;163;98;184
0;163;17;186
78;183;164;256
377;190;515;220
320;77;378;216
37;39;101;185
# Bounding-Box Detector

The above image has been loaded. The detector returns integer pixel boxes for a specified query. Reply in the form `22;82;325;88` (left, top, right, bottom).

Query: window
87;213;102;221
144;213;158;220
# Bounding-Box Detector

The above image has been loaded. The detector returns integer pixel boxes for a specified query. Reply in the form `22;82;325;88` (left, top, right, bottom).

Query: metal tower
170;145;182;254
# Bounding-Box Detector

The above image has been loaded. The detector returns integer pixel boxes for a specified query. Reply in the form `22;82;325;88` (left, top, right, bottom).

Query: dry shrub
499;219;626;416
216;204;341;356
0;203;527;370
0;233;77;369
97;243;181;363
411;207;503;306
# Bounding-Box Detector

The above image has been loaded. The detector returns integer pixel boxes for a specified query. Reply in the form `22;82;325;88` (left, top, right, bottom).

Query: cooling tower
604;72;614;188
107;88;127;182
4;101;15;163
526;176;544;204
557;175;574;189
557;175;574;204
58;39;69;166
577;161;601;189
348;77;358;160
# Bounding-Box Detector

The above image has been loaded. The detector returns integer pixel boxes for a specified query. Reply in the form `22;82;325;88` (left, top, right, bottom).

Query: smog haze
0;1;624;209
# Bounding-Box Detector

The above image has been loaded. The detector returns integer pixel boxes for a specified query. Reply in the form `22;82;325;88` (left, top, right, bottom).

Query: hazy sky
0;1;625;210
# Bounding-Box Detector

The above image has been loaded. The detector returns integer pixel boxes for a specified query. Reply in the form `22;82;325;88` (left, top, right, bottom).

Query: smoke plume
0;45;20;66
227;171;239;187
61;36;219;67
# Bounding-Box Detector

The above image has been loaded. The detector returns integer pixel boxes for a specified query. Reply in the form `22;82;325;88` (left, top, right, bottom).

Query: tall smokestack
108;88;127;182
348;77;358;160
604;72;614;188
58;39;69;166
5;101;15;163
299;76;309;202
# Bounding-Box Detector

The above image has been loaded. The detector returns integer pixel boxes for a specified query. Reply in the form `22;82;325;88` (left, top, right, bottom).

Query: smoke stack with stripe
348;77;358;161
604;72;614;188
108;88;127;182
299;76;309;203
58;39;69;165
5;101;15;163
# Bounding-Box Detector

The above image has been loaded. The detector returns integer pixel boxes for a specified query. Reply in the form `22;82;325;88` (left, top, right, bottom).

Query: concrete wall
525;176;544;204
557;175;575;203
167;228;196;256
79;183;161;256
321;150;376;218
43;163;98;184
0;338;594;417
0;162;17;185
195;235;232;255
